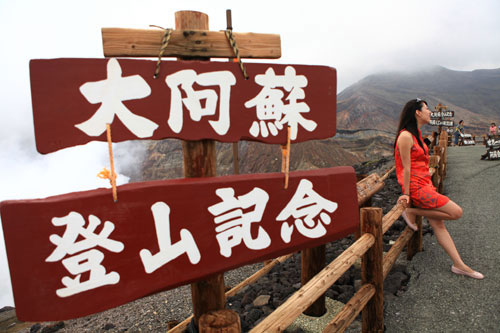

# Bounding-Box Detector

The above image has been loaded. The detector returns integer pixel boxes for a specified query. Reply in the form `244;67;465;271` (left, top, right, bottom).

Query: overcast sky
1;0;500;308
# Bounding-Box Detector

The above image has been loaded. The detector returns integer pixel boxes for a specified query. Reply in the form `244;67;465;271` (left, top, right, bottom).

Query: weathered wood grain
102;28;281;58
361;208;384;333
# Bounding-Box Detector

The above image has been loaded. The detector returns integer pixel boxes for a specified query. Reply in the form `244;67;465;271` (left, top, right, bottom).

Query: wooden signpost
1;10;352;329
431;103;454;134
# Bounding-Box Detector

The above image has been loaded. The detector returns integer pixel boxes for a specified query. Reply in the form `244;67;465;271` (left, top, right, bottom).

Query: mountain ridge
337;66;500;134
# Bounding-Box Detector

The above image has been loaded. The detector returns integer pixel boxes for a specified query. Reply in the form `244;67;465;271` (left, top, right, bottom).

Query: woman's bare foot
401;210;418;231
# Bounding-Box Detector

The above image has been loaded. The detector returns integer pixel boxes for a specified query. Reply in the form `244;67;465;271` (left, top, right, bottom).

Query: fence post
301;245;326;316
361;207;384;332
439;139;447;177
407;215;423;260
355;197;373;240
199;309;241;332
434;146;444;193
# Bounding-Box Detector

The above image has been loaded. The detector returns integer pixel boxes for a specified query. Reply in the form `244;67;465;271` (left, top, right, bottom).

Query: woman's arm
397;131;413;205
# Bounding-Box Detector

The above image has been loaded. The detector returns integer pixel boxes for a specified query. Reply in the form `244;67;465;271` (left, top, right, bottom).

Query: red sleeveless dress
395;129;449;209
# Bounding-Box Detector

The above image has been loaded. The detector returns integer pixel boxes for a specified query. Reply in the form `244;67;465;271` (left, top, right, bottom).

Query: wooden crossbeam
102;28;281;58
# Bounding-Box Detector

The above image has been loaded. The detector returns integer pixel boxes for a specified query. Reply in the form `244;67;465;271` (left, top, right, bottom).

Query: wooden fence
169;132;448;332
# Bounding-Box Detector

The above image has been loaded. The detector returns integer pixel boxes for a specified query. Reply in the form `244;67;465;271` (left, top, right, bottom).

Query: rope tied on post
152;26;173;79
281;126;291;189
97;123;118;202
224;29;249;80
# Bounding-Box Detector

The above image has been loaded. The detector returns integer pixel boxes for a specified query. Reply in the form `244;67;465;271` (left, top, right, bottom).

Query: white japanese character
140;202;200;273
57;249;119;297
46;212;124;297
276;179;338;243
245;66;317;140
166;70;236;135
208;187;271;258
75;58;158;138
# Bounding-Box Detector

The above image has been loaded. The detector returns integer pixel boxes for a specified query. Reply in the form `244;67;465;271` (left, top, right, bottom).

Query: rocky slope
132;138;365;182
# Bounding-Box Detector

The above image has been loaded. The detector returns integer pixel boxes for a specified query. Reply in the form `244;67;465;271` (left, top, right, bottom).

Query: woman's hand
398;194;410;208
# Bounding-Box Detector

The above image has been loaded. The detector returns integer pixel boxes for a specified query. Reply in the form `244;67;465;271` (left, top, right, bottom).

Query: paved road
385;145;500;332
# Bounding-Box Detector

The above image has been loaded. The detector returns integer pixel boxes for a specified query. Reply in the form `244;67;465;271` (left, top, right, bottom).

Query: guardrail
169;132;448;332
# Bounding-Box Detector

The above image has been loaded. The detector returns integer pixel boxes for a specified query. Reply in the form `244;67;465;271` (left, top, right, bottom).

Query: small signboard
429;119;454;127
0;167;358;321
462;134;475;145
488;149;500;159
431;110;454;118
30;58;337;154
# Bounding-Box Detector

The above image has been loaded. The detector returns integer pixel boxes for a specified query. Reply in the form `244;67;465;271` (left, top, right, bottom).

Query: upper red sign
1;167;358;321
30;58;337;154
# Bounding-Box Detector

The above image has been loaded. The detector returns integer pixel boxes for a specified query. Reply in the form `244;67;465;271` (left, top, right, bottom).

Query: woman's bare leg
404;200;462;224
427;218;473;272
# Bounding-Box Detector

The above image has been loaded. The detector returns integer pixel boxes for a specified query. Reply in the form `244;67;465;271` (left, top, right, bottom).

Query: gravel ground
17;263;264;333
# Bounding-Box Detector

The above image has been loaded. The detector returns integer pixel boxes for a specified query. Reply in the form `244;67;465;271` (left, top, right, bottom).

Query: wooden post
435;103;444;137
439;139;447;177
361;207;384;333
355;197;372;240
434;146;445;193
407;215;423;260
429;155;440;188
301;245;326;316
199;309;241;333
176;10;226;328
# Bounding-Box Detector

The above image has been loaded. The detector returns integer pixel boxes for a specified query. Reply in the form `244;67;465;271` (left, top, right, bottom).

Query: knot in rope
97;168;116;183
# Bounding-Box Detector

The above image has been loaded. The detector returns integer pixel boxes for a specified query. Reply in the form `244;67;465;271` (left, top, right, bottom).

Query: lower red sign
0;167;358;321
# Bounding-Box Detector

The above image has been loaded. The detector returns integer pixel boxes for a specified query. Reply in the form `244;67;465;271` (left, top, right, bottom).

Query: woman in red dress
394;98;483;279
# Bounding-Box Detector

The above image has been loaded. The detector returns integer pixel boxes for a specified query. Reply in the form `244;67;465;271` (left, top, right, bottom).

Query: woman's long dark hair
394;99;428;153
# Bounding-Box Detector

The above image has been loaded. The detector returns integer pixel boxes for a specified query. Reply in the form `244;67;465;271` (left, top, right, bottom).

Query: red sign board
30;58;337;154
1;167;358;321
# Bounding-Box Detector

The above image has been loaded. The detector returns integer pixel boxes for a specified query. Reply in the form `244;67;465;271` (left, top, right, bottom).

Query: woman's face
416;103;431;124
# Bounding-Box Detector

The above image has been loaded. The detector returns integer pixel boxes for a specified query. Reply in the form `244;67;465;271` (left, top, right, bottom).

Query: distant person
454;120;464;146
394;99;483;279
489;122;498;136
